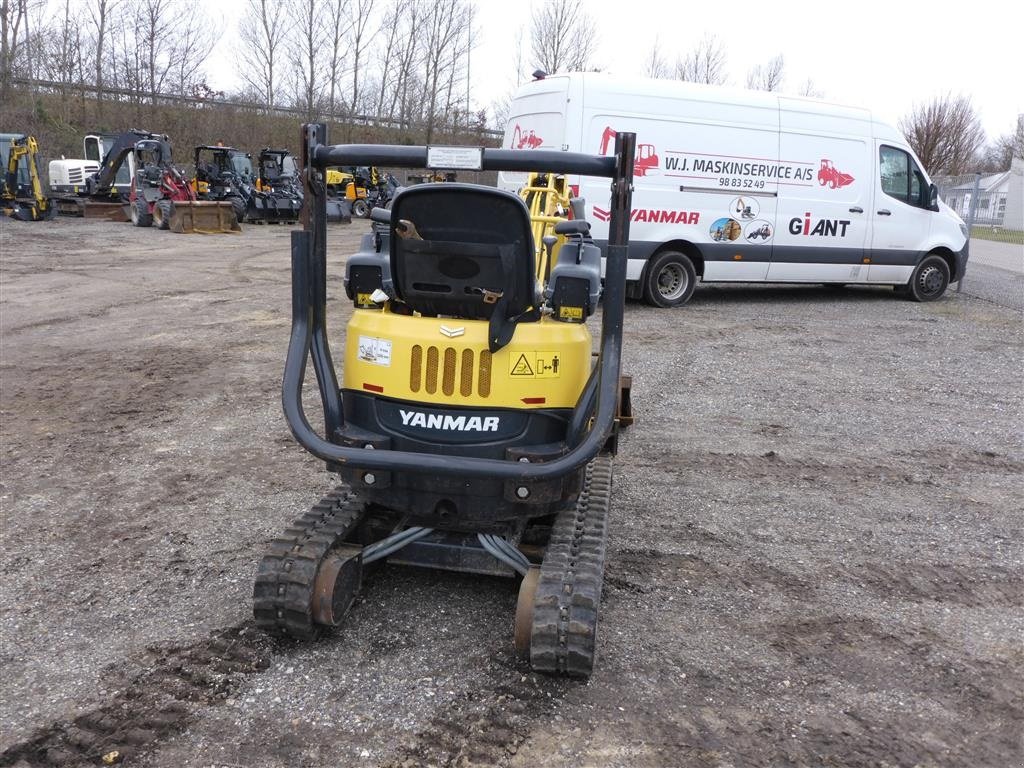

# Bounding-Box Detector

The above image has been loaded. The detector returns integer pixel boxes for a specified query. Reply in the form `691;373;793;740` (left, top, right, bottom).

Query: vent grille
409;345;492;398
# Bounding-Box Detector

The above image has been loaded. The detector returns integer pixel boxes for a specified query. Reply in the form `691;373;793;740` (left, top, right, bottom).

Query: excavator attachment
52;197;130;220
167;201;240;234
245;193;303;224
325;197;352;223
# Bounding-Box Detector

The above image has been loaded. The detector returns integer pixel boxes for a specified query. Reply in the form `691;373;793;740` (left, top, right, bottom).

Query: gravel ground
1;216;1021;768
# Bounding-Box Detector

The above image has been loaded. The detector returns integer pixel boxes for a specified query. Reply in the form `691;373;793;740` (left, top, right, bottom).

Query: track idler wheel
253;487;366;639
312;545;363;626
514;566;541;657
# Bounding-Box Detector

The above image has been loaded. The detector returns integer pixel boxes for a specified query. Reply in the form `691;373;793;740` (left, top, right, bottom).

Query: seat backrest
388;184;536;322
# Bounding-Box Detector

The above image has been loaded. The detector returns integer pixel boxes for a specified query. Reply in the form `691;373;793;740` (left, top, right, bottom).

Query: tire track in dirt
382;653;567;768
766;615;1024;766
834;561;1022;607
641;447;1024;483
604;548;812;600
0;624;274;767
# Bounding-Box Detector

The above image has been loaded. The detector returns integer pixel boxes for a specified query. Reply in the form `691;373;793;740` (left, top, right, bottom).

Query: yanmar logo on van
593;206;699;225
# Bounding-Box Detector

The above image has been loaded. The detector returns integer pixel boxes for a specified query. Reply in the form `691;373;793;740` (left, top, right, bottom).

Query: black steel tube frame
283;123;634;482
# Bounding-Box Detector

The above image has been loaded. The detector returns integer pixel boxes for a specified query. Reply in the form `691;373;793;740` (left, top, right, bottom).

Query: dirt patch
1;218;1021;767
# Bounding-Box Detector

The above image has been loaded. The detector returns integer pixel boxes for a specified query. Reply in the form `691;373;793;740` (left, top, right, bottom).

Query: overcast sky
207;0;1020;141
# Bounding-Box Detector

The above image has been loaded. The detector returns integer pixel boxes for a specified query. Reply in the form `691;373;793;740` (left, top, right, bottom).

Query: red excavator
599;126;657;176
511;123;544;149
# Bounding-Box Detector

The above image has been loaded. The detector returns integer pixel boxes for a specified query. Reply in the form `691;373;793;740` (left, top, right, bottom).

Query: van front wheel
907;255;950;302
643;251;696;307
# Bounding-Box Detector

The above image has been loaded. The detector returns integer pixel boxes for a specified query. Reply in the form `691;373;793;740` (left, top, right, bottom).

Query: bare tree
84;0;118;119
379;0;423;125
797;78;824;98
530;0;597;74
421;0;472;141
324;0;351;114
138;0;174;101
1004;114;1024;160
979;114;1024;170
643;37;669;79
347;0;377;115
237;0;288;108
1;0;30;100
286;0;326;118
40;0;85;121
899;94;987;175
746;54;784;92
675;34;727;85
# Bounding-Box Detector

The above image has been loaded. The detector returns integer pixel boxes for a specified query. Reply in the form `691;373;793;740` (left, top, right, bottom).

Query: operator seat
388;184;537;352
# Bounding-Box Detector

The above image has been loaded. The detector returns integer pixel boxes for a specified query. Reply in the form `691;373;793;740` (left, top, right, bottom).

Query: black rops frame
283;122;635;483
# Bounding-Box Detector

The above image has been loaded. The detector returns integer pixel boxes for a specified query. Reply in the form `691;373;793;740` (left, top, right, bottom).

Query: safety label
509;351;561;378
358;336;392;367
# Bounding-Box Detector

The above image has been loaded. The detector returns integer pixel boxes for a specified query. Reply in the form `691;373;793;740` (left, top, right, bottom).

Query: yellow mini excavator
1;134;55;221
253;124;636;678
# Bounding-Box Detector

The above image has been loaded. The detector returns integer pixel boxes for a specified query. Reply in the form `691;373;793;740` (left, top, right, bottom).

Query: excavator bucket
168;201;240;234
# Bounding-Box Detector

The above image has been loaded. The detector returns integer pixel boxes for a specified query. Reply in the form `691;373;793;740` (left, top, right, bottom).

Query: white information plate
357;335;392;367
426;146;483;171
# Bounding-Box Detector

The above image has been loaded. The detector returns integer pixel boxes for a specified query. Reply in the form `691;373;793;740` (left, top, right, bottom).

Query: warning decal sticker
509;351;561;378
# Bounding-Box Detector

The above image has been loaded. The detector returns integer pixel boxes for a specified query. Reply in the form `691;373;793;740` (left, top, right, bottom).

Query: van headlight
959;222;969;238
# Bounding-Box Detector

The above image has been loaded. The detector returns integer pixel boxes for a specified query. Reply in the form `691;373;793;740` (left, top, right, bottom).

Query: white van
500;73;969;306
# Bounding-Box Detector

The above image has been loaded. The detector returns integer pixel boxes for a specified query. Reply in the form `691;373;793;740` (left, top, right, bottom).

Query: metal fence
935;159;1024;245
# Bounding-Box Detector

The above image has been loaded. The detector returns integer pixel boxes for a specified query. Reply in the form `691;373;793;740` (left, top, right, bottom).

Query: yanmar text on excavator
253;124;636;677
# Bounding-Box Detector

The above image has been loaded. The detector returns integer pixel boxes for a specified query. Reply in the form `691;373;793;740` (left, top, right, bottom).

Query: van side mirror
927;183;939;211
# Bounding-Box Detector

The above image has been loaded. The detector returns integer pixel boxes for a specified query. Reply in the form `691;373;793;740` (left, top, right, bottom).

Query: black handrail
282;123;634;482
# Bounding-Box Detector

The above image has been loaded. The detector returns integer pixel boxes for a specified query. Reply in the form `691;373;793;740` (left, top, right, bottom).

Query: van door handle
877;209;892;216
849;206;864;213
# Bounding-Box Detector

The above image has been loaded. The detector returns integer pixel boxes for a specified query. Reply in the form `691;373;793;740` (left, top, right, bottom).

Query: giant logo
788;212;851;237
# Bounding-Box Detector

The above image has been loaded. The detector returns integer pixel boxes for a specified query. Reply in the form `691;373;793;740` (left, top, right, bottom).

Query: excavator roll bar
283;123;635;482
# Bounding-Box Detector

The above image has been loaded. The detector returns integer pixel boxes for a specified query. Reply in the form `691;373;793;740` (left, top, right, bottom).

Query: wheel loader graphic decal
817;159;854;189
510;124;544;149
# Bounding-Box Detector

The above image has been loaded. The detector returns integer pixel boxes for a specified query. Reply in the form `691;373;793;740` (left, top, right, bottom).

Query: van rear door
499;77;569;192
769;100;872;282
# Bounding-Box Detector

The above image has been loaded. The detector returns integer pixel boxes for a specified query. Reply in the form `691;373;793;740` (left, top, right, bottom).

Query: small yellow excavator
1;134;55;221
253;124;637;678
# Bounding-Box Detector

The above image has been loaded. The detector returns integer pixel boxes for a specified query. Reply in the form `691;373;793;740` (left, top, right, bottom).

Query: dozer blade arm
281;124;636;483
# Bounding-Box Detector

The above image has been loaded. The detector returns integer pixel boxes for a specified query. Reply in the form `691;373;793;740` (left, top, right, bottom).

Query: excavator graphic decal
817;159;854;189
510;124;544;149
598;126;658;176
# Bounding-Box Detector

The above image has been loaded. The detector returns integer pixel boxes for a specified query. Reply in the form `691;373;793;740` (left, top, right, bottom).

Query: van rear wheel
643;250;696;307
907;255;950;302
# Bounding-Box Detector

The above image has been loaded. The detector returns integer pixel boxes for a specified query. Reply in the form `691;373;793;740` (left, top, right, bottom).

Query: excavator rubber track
253;487;366;639
526;455;612;677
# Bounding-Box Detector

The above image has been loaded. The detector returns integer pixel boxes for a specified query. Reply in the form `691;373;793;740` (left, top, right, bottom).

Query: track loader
250;148;304;224
253;124;636;678
1;134;56;221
